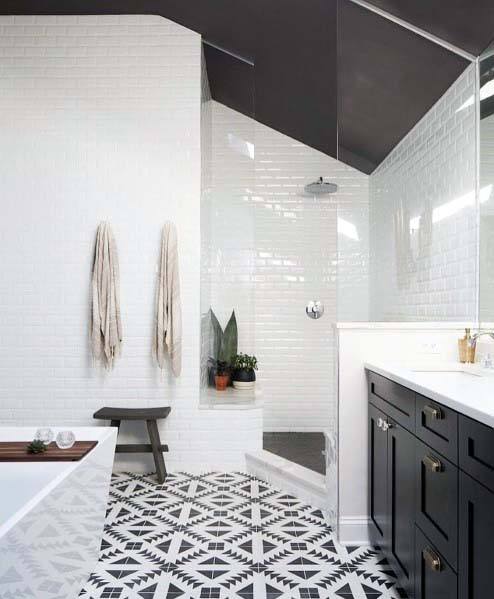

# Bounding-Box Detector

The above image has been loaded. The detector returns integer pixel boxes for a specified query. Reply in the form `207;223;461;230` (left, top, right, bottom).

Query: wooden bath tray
0;441;98;462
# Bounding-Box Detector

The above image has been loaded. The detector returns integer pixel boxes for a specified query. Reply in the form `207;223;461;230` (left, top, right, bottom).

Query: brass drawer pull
423;547;442;572
424;404;443;420
423;454;443;472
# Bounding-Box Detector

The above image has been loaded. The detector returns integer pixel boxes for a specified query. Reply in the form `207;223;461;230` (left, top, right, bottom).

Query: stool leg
146;419;167;483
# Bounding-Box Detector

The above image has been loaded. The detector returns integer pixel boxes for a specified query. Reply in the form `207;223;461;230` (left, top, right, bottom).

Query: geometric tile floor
80;472;406;599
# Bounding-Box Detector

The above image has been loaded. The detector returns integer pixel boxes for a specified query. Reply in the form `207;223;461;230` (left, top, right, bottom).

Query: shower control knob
306;301;324;319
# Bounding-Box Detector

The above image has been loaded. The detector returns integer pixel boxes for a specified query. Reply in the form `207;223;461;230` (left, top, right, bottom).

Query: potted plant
232;353;258;390
215;361;230;391
204;308;238;387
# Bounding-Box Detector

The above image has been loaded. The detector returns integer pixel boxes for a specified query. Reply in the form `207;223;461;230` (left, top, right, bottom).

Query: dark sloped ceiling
363;0;494;56
338;1;469;172
1;0;493;174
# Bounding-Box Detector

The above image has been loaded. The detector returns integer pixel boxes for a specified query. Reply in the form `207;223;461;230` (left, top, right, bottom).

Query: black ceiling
364;0;494;57
1;1;493;174
338;1;468;171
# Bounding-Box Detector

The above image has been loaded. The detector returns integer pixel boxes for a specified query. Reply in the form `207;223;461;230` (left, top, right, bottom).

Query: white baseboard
338;516;370;546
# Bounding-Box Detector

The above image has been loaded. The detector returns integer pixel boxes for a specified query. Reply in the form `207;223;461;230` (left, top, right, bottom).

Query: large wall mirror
479;43;494;324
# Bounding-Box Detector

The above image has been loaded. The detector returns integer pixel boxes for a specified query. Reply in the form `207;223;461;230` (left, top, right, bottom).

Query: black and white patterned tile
80;472;406;599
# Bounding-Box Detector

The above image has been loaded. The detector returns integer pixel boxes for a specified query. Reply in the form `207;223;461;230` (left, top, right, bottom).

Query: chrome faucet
469;331;494;348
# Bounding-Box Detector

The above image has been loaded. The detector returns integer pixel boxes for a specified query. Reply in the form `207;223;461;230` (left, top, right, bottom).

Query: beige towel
154;222;182;376
91;222;122;369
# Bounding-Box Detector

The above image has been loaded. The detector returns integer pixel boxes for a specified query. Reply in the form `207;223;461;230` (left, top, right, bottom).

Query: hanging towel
91;222;122;369
154;222;182;376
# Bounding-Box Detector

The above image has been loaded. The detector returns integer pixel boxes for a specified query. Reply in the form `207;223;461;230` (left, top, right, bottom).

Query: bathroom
0;2;493;599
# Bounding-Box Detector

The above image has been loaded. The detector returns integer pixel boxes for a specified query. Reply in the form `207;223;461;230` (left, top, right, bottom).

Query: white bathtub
0;426;116;599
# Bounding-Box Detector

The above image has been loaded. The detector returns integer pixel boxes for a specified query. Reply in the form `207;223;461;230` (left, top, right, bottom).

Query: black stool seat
93;406;171;421
93;406;171;483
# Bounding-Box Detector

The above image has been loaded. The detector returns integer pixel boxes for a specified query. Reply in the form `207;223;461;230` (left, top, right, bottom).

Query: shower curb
245;450;328;511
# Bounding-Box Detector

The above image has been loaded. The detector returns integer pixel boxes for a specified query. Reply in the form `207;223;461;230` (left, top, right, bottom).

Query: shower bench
93;406;170;483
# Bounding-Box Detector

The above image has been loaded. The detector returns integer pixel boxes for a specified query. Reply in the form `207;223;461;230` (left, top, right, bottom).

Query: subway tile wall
254;120;369;431
0;15;261;472
369;64;478;321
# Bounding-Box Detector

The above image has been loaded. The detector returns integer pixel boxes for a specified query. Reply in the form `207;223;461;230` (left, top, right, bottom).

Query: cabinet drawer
368;370;415;432
415;439;458;570
415;526;457;599
416;394;458;464
459;415;494;493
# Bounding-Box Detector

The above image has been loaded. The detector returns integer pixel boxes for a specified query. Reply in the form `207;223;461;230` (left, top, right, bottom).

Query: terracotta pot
215;374;229;391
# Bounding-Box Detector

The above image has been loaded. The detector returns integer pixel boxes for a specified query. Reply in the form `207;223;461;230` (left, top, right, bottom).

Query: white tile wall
369;64;478;322
254;120;369;432
0;15;261;472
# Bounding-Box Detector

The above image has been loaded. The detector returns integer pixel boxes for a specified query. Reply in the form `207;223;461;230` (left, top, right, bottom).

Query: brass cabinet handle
377;417;384;430
423;454;443;472
424;404;443;420
423;547;442;572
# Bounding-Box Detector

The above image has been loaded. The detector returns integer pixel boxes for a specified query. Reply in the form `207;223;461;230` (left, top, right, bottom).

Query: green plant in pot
205;309;238;387
232;353;258;390
215;361;230;391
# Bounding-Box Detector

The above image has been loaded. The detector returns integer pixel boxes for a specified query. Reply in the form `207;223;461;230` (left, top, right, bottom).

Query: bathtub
0;426;117;599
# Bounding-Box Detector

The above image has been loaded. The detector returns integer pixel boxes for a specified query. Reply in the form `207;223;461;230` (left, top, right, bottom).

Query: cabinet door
459;472;494;599
415;526;457;599
388;419;416;597
415;439;458;569
368;403;388;547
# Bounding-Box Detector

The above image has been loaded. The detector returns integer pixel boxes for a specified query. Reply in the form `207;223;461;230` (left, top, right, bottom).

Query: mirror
479;43;494;324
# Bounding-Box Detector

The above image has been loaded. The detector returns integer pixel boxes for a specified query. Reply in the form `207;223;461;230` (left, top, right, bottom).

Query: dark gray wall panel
252;0;338;159
203;43;255;118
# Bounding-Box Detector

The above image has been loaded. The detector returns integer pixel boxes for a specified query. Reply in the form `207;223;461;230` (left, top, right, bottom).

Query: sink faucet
469;331;494;348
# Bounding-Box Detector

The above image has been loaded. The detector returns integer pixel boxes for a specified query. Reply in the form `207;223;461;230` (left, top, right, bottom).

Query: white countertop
365;361;494;428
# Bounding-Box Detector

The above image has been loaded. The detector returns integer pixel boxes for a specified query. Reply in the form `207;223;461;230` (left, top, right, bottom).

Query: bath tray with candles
0;441;98;461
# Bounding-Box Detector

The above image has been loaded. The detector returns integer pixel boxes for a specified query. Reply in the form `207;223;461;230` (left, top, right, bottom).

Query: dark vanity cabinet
367;370;494;599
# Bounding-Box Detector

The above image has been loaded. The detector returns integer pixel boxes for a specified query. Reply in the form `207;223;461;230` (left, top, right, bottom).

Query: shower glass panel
200;41;341;526
200;45;256;398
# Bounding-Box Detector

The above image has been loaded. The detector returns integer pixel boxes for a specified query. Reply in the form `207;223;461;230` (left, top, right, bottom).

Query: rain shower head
304;177;338;195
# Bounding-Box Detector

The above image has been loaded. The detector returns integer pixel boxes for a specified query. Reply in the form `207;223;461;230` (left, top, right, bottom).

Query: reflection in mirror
479;43;494;324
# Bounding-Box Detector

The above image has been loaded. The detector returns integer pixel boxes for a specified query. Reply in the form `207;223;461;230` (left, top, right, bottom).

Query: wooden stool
93;406;171;483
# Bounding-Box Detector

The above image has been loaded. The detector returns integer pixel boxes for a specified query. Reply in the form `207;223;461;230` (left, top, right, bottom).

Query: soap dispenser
458;328;472;363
